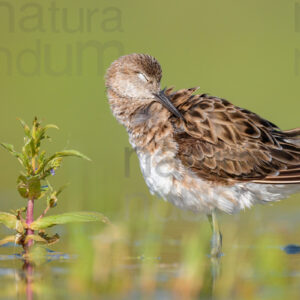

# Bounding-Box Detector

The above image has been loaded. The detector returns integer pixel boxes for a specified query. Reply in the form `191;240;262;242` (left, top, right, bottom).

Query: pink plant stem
26;198;35;249
24;261;34;300
37;205;50;221
24;198;35;299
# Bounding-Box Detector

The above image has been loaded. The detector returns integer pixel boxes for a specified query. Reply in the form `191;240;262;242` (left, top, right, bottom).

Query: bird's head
105;53;162;99
105;54;183;121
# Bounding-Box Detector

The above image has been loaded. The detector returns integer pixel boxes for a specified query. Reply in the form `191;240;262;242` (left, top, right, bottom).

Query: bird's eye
137;73;149;82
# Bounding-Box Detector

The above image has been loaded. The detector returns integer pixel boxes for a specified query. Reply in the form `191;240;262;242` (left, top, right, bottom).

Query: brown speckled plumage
162;87;300;184
105;53;300;215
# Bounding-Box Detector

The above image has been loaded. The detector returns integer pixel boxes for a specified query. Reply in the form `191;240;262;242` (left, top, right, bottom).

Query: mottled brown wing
165;88;300;183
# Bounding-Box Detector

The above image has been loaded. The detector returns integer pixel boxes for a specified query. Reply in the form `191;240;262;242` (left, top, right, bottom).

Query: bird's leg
207;210;222;257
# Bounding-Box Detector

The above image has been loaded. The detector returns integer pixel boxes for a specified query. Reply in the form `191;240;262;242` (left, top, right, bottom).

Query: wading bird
105;54;300;256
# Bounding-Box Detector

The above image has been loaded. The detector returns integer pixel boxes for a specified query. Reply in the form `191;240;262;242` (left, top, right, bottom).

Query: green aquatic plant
0;117;108;256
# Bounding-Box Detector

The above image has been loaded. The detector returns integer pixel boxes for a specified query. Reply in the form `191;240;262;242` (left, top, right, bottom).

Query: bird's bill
154;90;183;119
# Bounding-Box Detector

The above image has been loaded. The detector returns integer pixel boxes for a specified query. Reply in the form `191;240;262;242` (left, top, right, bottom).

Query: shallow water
1;200;300;300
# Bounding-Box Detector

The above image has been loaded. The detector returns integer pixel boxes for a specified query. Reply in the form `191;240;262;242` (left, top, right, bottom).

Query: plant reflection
1;203;300;300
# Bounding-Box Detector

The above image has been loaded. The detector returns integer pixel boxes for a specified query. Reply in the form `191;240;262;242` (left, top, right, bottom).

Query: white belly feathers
134;146;300;214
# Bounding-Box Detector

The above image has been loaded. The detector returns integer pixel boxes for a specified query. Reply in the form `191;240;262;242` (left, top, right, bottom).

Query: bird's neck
128;105;176;154
107;88;143;125
107;88;176;152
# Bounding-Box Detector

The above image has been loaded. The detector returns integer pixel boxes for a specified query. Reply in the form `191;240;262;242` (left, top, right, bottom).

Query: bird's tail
283;128;300;145
253;127;300;184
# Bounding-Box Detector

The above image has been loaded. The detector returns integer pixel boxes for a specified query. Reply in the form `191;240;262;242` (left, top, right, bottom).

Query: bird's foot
210;231;223;258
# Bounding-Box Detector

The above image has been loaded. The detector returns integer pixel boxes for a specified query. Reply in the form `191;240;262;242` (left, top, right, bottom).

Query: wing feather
165;88;300;184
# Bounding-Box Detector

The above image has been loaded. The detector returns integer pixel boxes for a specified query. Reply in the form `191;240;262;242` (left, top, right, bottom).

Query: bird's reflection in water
197;255;222;300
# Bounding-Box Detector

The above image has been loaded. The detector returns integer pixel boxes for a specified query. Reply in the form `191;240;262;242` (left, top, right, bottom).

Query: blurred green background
0;1;300;299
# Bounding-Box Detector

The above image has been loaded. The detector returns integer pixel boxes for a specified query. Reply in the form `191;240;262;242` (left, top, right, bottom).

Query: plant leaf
17;175;41;199
15;220;24;234
39;150;91;177
30;211;109;230
35;124;58;148
0;142;26;168
17;175;29;198
38;233;60;245
46;185;67;208
47;150;91;163
28;177;41;199
44;124;59;131
24;234;47;244
0;143;15;153
18;118;31;137
0;212;18;230
0;235;16;246
0;143;23;160
1;142;26;168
